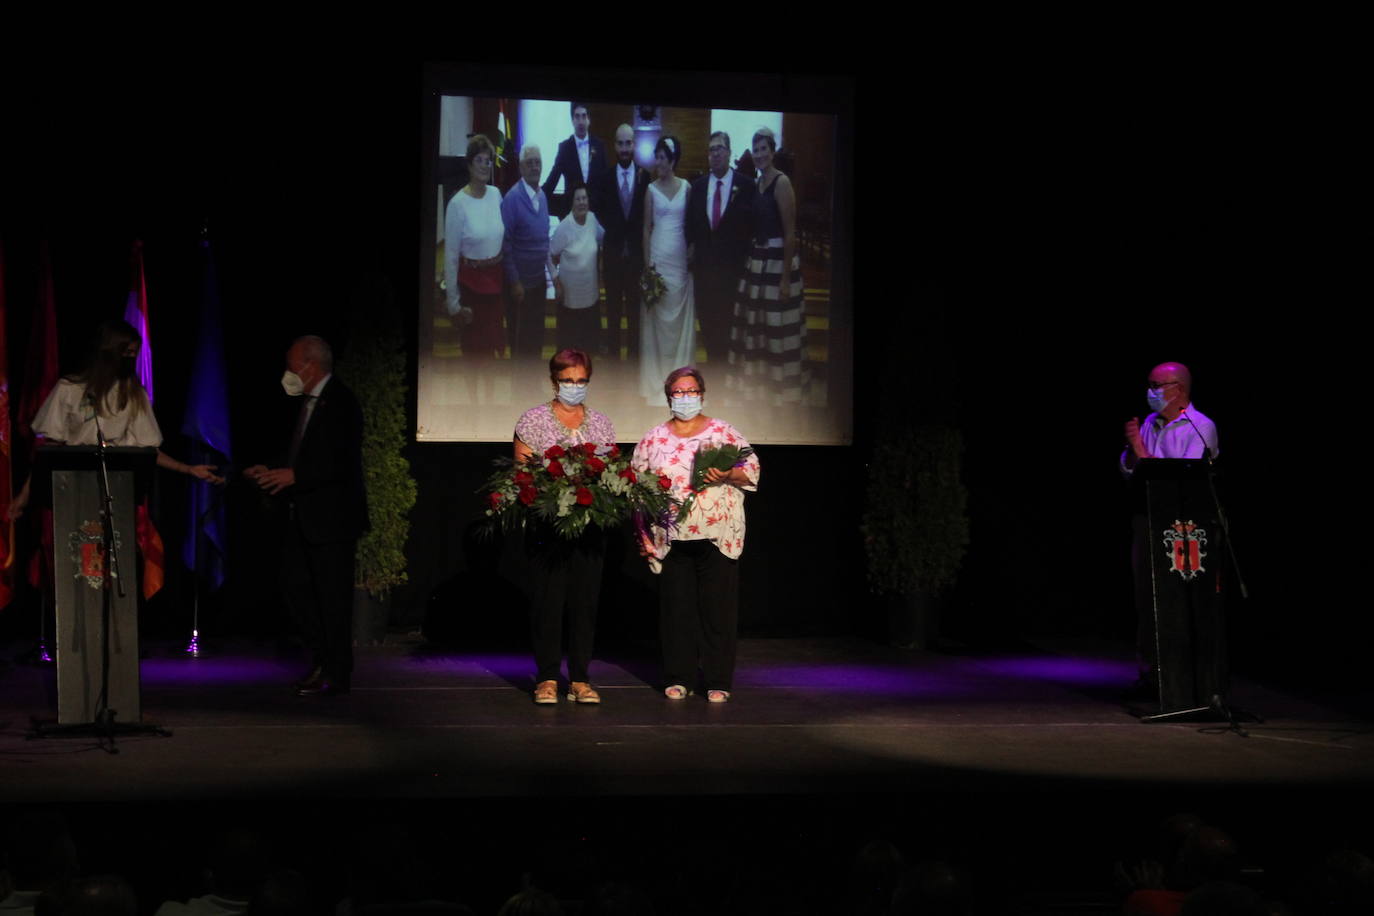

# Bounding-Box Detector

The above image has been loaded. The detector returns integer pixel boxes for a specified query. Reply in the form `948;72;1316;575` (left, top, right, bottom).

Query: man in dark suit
542;101;607;220
246;335;368;697
591;122;649;359
687;130;756;366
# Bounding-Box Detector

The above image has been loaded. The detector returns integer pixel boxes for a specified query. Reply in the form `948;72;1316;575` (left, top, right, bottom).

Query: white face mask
281;370;306;397
557;384;588;407
670;394;702;420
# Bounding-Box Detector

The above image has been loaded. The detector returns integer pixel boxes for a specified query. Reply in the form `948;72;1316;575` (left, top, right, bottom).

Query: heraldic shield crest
68;518;122;590
1161;518;1207;581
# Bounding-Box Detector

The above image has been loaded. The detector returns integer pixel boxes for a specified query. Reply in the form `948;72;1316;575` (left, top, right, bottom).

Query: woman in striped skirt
727;126;808;405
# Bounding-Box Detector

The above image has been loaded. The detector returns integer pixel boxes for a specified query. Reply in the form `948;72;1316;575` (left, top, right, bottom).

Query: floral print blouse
514;402;616;454
631;418;760;572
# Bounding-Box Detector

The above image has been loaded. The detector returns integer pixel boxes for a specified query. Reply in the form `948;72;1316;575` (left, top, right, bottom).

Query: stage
3;635;1368;803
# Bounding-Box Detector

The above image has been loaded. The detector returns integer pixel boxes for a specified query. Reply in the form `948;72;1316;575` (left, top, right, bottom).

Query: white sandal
707;690;731;703
664;684;689;700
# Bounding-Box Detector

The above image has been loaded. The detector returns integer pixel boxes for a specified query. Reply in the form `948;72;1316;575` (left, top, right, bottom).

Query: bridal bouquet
675;444;755;523
482;443;679;540
639;264;668;308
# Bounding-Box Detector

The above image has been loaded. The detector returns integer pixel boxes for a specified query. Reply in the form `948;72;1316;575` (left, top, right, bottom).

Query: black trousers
529;530;605;684
693;266;740;368
556;301;603;355
511;272;549;362
1131;512;1157;676
602;250;641;358
283;519;356;686
659;539;739;691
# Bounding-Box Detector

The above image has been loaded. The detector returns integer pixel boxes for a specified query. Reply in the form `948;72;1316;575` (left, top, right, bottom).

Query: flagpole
36;588;53;665
186;582;201;657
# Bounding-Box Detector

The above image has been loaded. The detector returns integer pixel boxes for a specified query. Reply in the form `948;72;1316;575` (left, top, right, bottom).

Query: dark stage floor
3;636;1369;803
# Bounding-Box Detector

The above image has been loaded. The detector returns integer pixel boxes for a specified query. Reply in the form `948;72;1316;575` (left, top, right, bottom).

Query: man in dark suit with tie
592;123;649;359
245;335;368;697
542;101;607;220
687;130;756;366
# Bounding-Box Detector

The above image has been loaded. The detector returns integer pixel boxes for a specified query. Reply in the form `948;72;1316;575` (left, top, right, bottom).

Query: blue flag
181;240;232;589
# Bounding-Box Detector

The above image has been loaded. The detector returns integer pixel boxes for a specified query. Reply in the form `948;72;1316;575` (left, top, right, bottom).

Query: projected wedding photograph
418;94;848;445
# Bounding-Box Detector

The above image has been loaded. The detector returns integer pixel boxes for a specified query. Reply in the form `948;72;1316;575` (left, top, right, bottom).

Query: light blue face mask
557;383;588;407
670;394;702;420
1146;388;1169;412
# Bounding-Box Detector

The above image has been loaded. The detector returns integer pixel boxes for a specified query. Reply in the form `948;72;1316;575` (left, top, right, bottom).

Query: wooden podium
35;446;156;726
1134;457;1227;718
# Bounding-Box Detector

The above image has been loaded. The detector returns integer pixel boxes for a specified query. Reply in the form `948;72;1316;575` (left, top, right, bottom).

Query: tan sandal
533;679;559;705
567;681;601;704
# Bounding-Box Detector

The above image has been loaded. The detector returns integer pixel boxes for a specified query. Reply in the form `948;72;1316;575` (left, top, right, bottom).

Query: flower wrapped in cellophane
482;442;679;540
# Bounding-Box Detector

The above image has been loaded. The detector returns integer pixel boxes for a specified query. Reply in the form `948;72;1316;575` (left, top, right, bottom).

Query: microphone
1178;408;1213;462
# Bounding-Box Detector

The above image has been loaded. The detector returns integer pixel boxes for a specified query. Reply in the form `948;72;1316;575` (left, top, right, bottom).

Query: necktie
712;178;722;231
287;397;317;467
620;169;631;220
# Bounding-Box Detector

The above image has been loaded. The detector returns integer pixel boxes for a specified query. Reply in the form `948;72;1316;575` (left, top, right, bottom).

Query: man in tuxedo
543;101;606;220
687;130;756;365
591;123;648;359
245;336;368;697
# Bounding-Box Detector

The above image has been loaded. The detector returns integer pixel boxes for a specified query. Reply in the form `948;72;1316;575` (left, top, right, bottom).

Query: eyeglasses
1147;380;1181;389
669;389;702;398
557;379;589;388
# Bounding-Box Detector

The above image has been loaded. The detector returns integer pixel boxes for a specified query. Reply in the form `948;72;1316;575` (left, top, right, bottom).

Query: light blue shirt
1120;403;1218;476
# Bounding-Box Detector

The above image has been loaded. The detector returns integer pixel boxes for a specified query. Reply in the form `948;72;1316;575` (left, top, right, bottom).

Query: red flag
121;240;163;597
0;242;14;609
16;241;59;444
19;242;59;591
123;240;154;404
136;504;164;600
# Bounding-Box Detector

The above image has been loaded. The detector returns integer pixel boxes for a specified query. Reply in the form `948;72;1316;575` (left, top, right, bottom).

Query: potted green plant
341;291;417;646
861;424;969;649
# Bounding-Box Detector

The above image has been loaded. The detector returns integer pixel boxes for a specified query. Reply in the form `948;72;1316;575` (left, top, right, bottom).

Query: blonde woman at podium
8;319;223;520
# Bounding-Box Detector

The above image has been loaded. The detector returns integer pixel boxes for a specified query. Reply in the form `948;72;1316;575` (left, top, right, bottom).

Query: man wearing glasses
1121;361;1219;693
687;131;756;366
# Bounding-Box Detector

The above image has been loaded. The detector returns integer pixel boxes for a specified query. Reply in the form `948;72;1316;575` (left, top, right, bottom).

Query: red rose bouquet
482;442;678;539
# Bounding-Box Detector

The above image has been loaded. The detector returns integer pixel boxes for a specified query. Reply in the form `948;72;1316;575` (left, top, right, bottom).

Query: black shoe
297;681;350;697
295;666;324;690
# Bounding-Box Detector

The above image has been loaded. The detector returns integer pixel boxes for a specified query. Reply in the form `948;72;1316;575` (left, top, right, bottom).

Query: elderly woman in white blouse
632;366;760;703
550;182;605;355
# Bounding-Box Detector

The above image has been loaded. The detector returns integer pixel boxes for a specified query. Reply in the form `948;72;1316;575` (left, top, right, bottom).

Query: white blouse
442;186;505;314
32;378;163;447
550;212;605;309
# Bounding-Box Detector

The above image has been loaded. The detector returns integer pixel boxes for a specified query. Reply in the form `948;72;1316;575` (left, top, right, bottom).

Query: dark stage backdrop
0;53;1359;690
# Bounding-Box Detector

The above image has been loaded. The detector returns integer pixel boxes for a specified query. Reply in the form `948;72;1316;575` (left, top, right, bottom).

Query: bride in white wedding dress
639;135;696;400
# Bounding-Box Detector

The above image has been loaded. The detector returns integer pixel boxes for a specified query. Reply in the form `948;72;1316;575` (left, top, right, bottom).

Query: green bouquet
676;444;754;523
